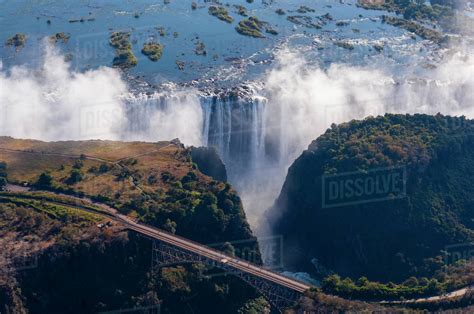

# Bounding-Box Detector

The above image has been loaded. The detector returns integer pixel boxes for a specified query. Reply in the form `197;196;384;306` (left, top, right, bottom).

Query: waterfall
123;91;270;178
203;95;267;176
121;90;276;228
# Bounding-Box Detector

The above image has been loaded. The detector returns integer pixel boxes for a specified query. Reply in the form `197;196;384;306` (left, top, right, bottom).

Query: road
1;185;310;294
380;285;473;305
118;215;310;293
3;185;472;303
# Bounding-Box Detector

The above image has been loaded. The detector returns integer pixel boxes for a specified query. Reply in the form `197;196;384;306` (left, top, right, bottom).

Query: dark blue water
0;0;438;88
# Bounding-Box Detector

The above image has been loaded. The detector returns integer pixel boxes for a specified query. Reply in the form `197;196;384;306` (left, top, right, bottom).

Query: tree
0;161;7;178
98;163;110;173
36;172;53;188
0;177;7;190
66;169;83;185
220;242;236;257
357;276;369;287
163;219;177;234
73;159;83;169
322;274;342;292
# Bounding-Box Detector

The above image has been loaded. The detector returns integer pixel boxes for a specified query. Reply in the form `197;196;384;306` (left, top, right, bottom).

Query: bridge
1;186;311;312
117;213;310;311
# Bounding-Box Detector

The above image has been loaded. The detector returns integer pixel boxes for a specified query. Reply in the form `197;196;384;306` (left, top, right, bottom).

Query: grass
0;191;110;216
141;42;163;61
0;195;102;223
109;32;137;68
235;16;278;38
0;137;196;212
208;6;234;23
236;18;264;38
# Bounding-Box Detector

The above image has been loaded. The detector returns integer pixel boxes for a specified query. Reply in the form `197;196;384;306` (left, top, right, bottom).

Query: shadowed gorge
1;0;474;311
268;114;474;285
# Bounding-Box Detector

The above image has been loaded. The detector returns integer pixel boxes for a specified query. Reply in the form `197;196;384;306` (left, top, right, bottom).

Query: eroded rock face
191;146;228;182
267;114;474;281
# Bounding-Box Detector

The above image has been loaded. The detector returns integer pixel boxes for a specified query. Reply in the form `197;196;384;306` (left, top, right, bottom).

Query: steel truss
151;241;301;312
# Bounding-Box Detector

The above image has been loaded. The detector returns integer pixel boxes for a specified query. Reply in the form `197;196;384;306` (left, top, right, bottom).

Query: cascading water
5;44;470;234
202;94;267;176
123;91;269;174
121;89;279;229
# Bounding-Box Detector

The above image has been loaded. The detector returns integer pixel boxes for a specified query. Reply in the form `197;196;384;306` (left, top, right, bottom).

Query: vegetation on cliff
269;114;474;287
0;138;265;313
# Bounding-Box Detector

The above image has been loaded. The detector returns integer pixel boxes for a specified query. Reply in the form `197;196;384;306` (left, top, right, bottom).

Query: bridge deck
1;183;311;294
116;214;311;293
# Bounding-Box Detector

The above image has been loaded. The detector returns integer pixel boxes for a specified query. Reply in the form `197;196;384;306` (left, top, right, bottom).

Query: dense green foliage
138;173;257;248
1;141;267;313
322;260;474;301
0;201;266;313
109;32;137;68
358;0;454;21
141;42;163;62
236;17;278;38
270;114;474;283
36;172;53;189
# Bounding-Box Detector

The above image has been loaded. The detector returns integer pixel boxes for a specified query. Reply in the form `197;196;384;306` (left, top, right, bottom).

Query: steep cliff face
0;138;266;314
268;114;474;281
190;146;228;182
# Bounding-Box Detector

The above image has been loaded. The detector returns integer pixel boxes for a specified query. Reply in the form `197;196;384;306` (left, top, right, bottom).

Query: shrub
36;172;53;188
66;169;83;185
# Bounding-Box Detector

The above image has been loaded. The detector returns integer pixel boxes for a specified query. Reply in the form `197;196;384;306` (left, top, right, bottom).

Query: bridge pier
151;241;302;313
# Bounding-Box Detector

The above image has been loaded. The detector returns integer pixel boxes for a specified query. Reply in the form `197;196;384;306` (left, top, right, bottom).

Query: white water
0;44;473;233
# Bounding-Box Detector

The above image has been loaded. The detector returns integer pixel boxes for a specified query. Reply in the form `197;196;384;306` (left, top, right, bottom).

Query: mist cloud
0;43;205;146
0;44;127;141
251;46;474;232
263;47;474;164
0;41;472;233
